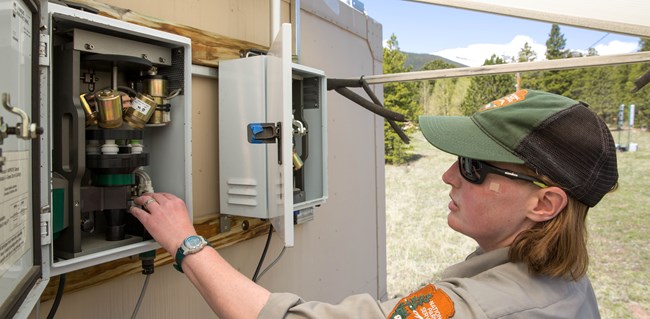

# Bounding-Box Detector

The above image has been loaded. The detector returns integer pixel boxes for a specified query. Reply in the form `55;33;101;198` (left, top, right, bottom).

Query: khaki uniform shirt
258;247;601;318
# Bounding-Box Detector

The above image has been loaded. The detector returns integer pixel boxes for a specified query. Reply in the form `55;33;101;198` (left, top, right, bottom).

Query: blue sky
359;0;641;67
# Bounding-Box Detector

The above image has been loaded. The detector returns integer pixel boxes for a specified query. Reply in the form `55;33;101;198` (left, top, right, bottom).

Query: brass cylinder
292;149;303;171
95;90;123;128
142;75;169;125
123;93;157;129
142;75;168;97
149;109;164;125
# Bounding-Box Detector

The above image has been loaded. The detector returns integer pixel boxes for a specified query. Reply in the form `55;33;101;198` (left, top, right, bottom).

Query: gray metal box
219;24;327;247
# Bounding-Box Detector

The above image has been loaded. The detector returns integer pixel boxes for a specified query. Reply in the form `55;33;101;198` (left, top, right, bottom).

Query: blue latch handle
249;123;264;144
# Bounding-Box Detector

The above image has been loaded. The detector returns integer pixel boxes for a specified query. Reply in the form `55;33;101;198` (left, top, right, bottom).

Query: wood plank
64;0;269;67
407;0;650;38
359;51;650;85
41;217;271;301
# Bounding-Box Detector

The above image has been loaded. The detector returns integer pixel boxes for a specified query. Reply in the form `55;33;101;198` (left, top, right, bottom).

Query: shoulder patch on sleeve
387;284;455;319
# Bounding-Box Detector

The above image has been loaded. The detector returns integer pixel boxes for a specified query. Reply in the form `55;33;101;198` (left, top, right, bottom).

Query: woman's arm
130;192;271;319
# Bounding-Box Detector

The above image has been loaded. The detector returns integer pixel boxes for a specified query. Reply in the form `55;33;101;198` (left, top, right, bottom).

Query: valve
2;93;44;140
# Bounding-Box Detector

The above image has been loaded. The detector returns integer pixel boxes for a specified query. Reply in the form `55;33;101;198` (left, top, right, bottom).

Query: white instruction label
11;0;32;55
131;97;152;115
0;151;30;278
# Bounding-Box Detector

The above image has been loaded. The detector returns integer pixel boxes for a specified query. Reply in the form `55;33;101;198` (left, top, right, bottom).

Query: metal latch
247;122;280;144
41;205;52;245
247;122;282;164
39;33;50;66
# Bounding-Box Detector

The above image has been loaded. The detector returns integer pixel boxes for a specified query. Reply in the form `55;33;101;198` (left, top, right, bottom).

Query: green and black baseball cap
419;89;618;207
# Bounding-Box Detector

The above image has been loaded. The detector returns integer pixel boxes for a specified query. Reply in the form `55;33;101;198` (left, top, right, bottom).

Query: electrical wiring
46;273;66;319
252;225;273;282
131;249;155;318
130;274;151;319
256;246;287;282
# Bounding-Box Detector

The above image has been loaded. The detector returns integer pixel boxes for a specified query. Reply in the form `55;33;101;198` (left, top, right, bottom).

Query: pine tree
517;42;537;62
383;34;418;164
540;24;575;95
545;24;569;60
460;55;514;115
627;62;650;128
517;27;643;129
587;47;599;56
418;60;461;116
639;38;650;51
569;65;623;124
632;40;650;128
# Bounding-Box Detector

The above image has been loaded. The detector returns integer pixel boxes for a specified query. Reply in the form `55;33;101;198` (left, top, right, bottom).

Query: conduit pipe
292;0;300;61
271;0;281;44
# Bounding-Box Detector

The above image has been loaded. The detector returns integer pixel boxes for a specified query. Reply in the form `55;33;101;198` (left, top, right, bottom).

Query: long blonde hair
508;168;616;280
509;197;589;280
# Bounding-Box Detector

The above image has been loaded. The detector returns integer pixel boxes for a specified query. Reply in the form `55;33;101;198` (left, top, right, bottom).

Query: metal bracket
39;33;50;66
220;214;233;233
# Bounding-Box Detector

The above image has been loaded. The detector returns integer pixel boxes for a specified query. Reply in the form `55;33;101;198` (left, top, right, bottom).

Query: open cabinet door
0;0;44;317
266;24;294;247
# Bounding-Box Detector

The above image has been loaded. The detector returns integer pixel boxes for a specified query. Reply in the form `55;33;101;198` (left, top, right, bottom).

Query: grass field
385;129;650;319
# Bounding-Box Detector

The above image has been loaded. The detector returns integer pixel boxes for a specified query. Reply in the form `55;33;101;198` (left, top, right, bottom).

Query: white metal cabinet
0;0;40;317
0;1;193;317
219;24;327;247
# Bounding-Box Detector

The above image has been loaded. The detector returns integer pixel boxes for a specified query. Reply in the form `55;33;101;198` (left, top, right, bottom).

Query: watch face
185;236;202;249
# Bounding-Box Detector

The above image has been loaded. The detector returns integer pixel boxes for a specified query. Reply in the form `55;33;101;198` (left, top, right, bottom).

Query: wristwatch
173;235;210;273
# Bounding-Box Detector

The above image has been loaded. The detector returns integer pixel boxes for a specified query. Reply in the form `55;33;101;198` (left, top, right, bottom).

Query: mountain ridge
403;52;466;70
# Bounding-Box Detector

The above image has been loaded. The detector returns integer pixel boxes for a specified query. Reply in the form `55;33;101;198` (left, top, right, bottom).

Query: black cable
131;249;156;319
256;246;287;281
328;78;406;122
131;274;151;319
46;273;66;319
587;32;610;51
632;70;650;93
360;78;410;144
327;77;410;143
334;87;406;122
252;225;273;282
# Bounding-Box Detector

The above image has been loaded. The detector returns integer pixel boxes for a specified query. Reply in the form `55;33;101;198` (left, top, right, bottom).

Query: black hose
632;70;650;93
334;87;406;122
327;77;409;142
46;273;66;319
117;86;139;97
360;79;410;144
327;78;363;90
252;225;273;282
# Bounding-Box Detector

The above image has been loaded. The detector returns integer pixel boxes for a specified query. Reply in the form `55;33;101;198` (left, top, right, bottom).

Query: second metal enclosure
219;24;327;247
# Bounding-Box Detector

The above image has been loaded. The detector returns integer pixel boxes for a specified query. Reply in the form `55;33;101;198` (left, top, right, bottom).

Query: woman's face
442;159;540;252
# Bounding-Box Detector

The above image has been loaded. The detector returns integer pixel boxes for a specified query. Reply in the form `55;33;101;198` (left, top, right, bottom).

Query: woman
130;89;617;318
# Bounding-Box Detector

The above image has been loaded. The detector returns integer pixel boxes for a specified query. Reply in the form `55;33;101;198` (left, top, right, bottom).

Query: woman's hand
129;192;197;255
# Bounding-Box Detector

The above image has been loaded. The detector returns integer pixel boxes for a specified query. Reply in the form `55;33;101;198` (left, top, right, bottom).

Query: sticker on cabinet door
0;151;30;278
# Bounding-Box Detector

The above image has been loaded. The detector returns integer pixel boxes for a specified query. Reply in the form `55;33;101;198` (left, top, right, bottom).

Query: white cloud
592;40;639;56
432;35;542;67
432;36;638;67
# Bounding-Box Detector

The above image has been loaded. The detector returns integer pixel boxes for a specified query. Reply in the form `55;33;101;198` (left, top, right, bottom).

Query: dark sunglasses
458;156;547;188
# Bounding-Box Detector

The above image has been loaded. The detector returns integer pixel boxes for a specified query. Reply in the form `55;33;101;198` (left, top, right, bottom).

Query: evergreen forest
383;24;650;164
